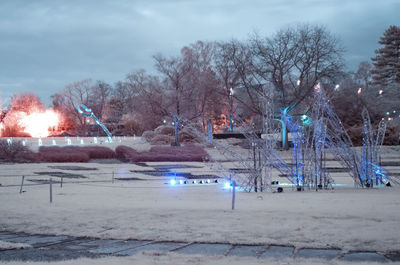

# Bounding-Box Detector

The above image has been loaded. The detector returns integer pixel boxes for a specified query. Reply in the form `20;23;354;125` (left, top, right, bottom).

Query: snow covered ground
0;138;400;264
0;251;393;265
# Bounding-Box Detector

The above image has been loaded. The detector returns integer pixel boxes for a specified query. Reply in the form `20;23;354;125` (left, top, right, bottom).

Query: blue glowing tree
77;104;113;142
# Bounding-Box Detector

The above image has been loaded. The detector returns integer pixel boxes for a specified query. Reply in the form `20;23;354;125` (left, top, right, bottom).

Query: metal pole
253;142;257;192
232;181;236;210
112;171;114;183
19;176;25;194
60;176;63;188
50;178;53;203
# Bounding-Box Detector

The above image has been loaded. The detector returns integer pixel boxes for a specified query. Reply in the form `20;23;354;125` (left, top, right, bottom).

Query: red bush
115;145;139;162
115;144;209;162
38;146;116;162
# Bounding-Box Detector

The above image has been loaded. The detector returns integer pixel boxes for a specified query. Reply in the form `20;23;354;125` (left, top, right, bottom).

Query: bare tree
89;80;112;119
153;53;192;116
60;79;93;135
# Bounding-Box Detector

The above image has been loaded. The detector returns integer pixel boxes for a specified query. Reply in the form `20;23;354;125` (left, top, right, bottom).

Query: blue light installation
77;104;113;142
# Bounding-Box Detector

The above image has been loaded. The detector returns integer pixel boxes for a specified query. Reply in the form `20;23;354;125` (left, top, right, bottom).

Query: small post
19;176;25;194
50;178;53;203
232;180;236;210
60;176;63;188
112;171;115;184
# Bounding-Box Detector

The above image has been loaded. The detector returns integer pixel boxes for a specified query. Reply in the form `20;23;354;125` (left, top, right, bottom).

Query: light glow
18;110;59;138
357;87;362;94
170;179;176;185
224;182;232;189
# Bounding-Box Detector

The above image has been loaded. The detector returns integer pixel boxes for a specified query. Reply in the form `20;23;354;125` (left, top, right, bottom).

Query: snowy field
1;138;400;264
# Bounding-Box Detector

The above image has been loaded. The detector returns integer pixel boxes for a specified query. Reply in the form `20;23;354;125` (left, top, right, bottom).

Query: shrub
38;146;116;162
150;134;173;145
142;130;155;142
154;125;175;136
115;145;139;162
116;144;209;162
0;139;36;163
39;152;90;163
80;146;116;159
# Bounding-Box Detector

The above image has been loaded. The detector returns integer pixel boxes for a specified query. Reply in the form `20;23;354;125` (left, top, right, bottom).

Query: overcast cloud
0;0;399;106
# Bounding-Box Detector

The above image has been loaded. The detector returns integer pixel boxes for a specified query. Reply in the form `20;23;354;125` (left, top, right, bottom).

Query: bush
116;144;209;162
38;146;116;162
80;146;116;159
115;145;139;162
39;151;90;163
142;130;155;142
0;139;36;163
150;134;173;145
154;125;175;136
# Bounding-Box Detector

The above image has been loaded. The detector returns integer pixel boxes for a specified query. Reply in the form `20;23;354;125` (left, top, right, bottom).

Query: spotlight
170;179;176;185
179;180;184;185
199;180;203;184
192;180;196;184
214;179;218;183
206;179;210;184
224;182;232;189
183;180;188;184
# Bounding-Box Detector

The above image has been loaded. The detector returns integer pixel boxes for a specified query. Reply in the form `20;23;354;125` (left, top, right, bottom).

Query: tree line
4;24;400;143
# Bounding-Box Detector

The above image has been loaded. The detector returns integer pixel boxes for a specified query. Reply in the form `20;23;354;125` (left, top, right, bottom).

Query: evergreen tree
371;25;400;86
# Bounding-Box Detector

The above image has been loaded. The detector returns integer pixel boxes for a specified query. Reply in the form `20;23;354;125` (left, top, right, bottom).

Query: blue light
192;180;197;184
386;112;390;115
179;180;184;184
170;179;176;185
206;179;210;184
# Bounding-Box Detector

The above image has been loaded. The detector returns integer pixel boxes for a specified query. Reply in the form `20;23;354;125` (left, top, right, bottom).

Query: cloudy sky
0;0;399;106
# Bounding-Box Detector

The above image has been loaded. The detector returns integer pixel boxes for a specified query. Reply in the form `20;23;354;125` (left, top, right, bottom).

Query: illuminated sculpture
77;104;112;143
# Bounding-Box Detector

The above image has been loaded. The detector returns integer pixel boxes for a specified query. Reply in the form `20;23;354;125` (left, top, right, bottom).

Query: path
1;231;399;263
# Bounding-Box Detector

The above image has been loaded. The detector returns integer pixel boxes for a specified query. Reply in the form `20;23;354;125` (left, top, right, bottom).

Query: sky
0;0;399;106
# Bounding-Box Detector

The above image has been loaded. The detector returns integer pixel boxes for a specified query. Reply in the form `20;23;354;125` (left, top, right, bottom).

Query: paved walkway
0;231;399;262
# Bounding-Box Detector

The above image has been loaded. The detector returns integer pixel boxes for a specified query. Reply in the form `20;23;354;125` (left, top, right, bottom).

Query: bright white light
297;80;301;86
170;179;176;185
193;180;197;184
335;84;340;91
379;90;383;95
224;182;232;189
388;117;393;121
179;180;184;184
163;120;166;123
229;87;234;96
206;179;210;184
18;110;59;138
393;110;396;114
357;87;362;94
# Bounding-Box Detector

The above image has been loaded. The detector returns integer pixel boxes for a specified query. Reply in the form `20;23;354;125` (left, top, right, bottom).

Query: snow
0;252;392;265
1;138;400;264
0;241;31;250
